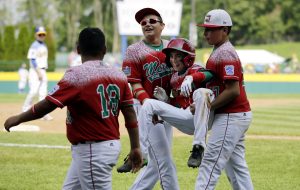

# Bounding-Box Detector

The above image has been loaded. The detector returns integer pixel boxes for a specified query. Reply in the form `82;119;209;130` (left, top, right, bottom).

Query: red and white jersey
206;41;251;114
170;64;205;109
122;40;172;97
46;60;134;144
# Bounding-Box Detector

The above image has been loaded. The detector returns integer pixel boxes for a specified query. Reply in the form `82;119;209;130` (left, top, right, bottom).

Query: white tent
236;49;285;66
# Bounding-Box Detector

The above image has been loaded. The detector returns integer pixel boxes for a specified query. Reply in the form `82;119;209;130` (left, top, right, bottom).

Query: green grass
0;134;299;190
1;93;300;189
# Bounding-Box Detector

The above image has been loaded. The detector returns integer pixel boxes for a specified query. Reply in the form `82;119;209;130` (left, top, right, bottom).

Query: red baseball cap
135;8;163;24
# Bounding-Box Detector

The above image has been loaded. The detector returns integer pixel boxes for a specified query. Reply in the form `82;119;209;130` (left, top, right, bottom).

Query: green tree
16;25;31;62
45;27;56;71
0;31;3;60
3;26;16;60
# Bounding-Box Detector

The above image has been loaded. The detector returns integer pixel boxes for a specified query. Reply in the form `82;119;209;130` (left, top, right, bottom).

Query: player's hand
129;148;143;173
180;75;193;97
4;116;19;132
190;103;195;115
153;86;169;103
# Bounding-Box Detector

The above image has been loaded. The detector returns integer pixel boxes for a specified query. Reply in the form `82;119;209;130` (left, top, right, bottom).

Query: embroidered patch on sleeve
225;65;234;75
123;66;131;76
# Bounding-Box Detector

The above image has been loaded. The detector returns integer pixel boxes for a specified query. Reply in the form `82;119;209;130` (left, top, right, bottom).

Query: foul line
0;143;69;149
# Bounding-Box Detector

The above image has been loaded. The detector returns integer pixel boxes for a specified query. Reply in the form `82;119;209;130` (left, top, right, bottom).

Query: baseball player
4;27;142;189
195;9;254;189
136;38;214;189
22;26;52;120
119;7;174;190
18;63;28;93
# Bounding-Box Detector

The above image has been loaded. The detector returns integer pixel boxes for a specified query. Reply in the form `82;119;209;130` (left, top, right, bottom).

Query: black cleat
187;144;204;168
117;155;148;173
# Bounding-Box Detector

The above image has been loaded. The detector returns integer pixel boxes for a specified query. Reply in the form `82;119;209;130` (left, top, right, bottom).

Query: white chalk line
0;143;69;149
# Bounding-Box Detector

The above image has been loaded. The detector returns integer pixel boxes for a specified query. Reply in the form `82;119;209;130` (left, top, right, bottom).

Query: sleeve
27;44;37;59
46;70;80;108
122;45;142;83
120;75;134;107
218;50;240;81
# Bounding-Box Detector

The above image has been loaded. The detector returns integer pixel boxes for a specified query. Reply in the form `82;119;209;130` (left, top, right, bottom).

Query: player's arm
30;58;43;81
121;105;142;173
210;79;240;111
131;82;150;104
4;99;57;132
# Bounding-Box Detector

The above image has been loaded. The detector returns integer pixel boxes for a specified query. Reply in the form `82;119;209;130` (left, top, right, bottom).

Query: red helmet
162;38;196;68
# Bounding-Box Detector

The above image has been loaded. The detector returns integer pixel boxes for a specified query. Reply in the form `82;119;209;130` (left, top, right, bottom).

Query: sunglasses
140;18;162;26
38;34;46;37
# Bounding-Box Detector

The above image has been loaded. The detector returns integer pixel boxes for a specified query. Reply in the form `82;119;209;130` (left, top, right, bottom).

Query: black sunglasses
38;34;46;37
140;18;162;26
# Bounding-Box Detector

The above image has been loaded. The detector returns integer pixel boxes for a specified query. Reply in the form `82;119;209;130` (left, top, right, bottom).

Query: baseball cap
35;26;47;35
197;9;232;28
135;8;163;24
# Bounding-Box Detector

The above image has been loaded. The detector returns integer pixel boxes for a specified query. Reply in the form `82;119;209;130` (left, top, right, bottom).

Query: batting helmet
162;38;195;68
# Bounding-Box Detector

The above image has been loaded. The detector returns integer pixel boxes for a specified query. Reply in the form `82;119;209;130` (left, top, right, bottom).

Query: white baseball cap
197;9;232;28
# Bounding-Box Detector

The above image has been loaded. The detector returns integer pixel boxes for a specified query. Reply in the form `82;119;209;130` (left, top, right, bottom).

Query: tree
15;25;31;62
3;26;16;60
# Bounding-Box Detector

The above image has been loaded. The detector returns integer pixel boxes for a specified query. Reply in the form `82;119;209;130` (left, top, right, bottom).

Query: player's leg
130;122;179;190
188;88;215;168
225;113;253;190
22;68;39;112
62;147;81;190
117;99;147;173
195;112;252;189
39;69;53;120
71;140;121;190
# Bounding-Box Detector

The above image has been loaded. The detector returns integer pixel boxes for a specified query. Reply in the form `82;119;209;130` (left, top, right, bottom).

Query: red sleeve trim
127;78;141;83
46;96;64;108
136;91;150;104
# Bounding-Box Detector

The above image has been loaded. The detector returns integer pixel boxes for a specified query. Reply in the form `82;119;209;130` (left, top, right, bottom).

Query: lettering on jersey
225;65;234;76
122;66;131;76
143;62;172;82
48;85;60;95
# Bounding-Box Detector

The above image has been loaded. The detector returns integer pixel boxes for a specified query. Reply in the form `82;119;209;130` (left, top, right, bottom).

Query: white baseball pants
22;68;48;112
62;140;121;190
195;111;253;190
130;88;214;189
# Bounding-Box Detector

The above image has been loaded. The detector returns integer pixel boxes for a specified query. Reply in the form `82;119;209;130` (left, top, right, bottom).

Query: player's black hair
78;27;106;56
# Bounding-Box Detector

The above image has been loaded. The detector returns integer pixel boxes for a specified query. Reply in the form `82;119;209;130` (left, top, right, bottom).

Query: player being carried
137;38;215;188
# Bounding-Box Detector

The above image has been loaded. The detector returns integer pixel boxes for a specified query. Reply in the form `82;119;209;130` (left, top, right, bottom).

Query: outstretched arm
121;105;142;173
4;99;57;132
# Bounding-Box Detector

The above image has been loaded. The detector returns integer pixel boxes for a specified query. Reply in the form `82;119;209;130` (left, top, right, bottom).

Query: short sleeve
122;45;142;83
218;50;240;81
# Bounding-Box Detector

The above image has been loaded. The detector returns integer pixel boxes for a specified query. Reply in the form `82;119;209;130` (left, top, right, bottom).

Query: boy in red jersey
4;27;142;189
137;38;214;189
195;9;254;190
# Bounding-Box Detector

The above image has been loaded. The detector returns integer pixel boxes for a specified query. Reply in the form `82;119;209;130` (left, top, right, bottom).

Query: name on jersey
143;62;172;82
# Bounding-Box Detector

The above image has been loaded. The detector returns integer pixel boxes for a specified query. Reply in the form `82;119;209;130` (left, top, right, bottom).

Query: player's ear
223;27;228;34
103;45;107;55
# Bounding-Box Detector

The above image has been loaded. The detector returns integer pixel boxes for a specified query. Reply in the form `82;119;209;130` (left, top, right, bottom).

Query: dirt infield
1;98;300;139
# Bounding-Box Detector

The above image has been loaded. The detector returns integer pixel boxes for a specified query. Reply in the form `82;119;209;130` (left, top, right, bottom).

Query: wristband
136;91;150;104
191;72;205;82
132;87;144;96
125;121;138;129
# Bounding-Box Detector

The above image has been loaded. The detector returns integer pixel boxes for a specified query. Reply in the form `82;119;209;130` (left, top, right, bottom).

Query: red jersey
122;40;172;97
170;64;206;109
206;41;251;114
46;61;134;144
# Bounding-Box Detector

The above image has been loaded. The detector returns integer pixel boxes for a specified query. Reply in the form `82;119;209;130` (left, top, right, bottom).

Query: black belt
72;140;104;145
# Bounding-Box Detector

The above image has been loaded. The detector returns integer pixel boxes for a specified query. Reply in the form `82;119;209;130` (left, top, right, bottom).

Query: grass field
0;94;300;189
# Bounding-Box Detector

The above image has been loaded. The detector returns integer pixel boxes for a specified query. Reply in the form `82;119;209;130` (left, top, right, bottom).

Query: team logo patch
225;65;234;75
48;85;60;95
123;66;131;76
